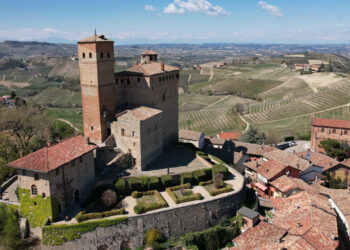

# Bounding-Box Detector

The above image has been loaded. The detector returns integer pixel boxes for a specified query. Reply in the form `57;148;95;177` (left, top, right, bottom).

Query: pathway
57;118;80;132
1;180;19;204
202;96;228;110
239;114;250;133
208;67;214;81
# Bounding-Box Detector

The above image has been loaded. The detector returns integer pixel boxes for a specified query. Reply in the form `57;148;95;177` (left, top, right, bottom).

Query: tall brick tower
78;34;116;144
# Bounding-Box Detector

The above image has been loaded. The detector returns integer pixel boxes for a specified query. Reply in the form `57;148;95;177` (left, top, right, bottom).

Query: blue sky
0;0;350;44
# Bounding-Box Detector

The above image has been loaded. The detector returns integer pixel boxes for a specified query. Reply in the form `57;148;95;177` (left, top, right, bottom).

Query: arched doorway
75;190;80;202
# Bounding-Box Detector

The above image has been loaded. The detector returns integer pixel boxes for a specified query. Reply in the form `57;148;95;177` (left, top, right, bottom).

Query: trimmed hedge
212;164;230;179
131;191;142;198
148;176;161;190
133;190;168;214
203;168;212;180
180;172;195;185
209;185;233;196
115;179;127;195
128;177;143;192
161;175;173;187
193;169;211;182
166;184;203;204
199;180;213;186
42;216;127;246
75;208;126;222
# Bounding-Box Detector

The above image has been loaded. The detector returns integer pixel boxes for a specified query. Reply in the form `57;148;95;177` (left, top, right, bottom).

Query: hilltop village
1;35;350;249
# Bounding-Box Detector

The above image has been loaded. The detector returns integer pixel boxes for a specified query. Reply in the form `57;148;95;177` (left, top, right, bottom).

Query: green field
44;107;83;132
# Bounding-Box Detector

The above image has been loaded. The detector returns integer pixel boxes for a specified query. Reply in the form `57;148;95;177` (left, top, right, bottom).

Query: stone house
111;106;163;171
236;207;260;230
178;130;205;149
7;135;97;222
269;175;298;198
310;118;350;153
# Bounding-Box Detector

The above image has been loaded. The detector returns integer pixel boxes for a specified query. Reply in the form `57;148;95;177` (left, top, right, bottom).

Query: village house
178;129;205;149
236;207;260;230
310;117;350;153
207;136;226;149
217;131;241;141
7;135;97;221
269;175;298;198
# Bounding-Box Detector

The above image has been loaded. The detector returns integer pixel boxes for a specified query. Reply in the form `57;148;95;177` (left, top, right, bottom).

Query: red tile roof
270;175;298;193
7;135;96;173
179;129;203;141
141;50;158;55
218;132;241;140
255;159;286;180
78;34;112;43
120;61;179;76
296;151;339;172
312;117;350;129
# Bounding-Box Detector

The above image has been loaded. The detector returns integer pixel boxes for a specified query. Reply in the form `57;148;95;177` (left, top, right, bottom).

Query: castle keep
78;34;180;170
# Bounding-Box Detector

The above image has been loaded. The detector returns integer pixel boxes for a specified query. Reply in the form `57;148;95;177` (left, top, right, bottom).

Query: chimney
47;140;51;147
296;164;299;169
20;152;23;158
297;222;302;228
86;137;90;144
161;62;165;71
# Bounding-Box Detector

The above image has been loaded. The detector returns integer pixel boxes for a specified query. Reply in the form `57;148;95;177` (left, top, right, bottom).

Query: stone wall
42;187;246;250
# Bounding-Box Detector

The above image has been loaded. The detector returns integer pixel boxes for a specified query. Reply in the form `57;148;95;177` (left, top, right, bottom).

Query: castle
78;34;180;170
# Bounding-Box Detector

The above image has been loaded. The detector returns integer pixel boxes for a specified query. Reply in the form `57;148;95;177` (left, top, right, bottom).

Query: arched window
34;173;39;180
31;185;38;195
82;53;85;58
121;129;125;136
42;193;46;198
100;53;103;59
89;53;92;58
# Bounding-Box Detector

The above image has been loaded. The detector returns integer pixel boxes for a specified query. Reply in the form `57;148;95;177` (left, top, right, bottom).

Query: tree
214;173;224;189
49;121;75;142
234;103;245;115
241;126;267;145
10;91;16;99
0;134;18;185
145;228;163;246
0;106;48;155
0;205;22;249
100;189;117;208
329;60;334;72
319;139;348;161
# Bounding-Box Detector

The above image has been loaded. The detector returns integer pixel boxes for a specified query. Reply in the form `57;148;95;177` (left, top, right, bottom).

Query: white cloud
163;0;230;16
258;1;283;18
145;4;156;12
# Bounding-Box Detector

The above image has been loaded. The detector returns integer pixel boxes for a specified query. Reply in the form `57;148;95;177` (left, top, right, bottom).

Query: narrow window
42;193;46;198
34;173;39;180
100;53;103;59
31;185;38;195
121;79;124;84
162;93;166;101
333;128;336;133
79;157;83;163
127;79;130;85
159;77;161;83
56;168;59;176
132;131;136;137
121;129;125;136
23;169;26;176
137;77;140;82
163;76;165;81
82;53;85;58
89;53;92;58
176;74;179;79
321;127;324;132
107;52;110;58
91;126;94;131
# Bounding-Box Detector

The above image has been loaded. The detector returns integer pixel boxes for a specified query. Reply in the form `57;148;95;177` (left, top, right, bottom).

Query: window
159;77;162;83
91;126;94;131
137;77;140;82
127;78;130;85
176;74;179;79
107;52;110;58
121;79;124;84
121;129;125;136
79;157;83;163
89;53;92;58
333;128;336;133
321;128;324;132
166;76;169;81
100;53;104;59
133;142;136;146
56;168;59;176
34;173;39;180
22;169;26;176
163;76;165;81
345;130;348;135
132;131;136;137
42;193;46;198
82;53;85;58
162;93;166;101
31;185;38;195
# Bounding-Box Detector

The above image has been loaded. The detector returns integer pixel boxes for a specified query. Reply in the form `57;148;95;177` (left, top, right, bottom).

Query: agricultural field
44;107;83;132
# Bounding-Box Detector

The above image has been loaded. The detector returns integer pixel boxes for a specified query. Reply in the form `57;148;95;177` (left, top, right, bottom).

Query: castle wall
42;186;246;250
18;170;51;198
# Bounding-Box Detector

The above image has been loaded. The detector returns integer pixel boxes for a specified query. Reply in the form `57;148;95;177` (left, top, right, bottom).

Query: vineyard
244;84;350;124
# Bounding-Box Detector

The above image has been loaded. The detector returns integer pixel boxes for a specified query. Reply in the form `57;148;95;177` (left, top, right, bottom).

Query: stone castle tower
78;34;179;161
78;35;117;144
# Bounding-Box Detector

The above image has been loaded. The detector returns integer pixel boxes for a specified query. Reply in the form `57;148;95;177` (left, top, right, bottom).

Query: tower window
107;52;111;58
42;193;46;198
163;93;166;101
31;185;38;195
91;126;94;131
100;53;104;59
89;53;92;58
121;129;125;136
176;74;179;79
34;173;39;180
82;53;85;58
56;168;59;175
166;76;169;80
137;77;140;82
159;77;162;83
127;79;130;85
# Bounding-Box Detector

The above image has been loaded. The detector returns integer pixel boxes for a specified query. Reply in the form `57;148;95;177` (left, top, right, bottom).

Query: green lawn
44;107;83;132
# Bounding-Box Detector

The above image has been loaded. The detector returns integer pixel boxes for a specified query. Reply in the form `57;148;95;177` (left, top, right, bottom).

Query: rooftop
312;117;350;129
263;149;310;172
117;106;162;121
296;150;339;172
7;135;97;173
179;130;203;141
207;136;226;146
78;34;113;43
233;142;275;157
116;61;179;76
218;132;241;141
255;159;286;180
141;49;158;55
270;175;298;193
237;207;259;219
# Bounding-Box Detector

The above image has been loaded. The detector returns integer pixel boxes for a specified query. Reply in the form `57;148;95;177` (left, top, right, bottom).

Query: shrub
148;177;161;190
199;180;213;186
209;185;233;196
138;176;150;191
131;191;141;198
115;178;127;195
134;205;144;214
212;164;230;179
203;168;212;180
100;189;117;209
75;208;126;222
128;177;143;192
133;191;168;214
145;228;163;246
180;172;195;185
166;184;202;204
161;175;173;187
193;170;209;182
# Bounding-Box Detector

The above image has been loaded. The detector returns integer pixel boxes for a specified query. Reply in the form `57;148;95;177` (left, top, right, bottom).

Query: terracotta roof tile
119;61;179;76
312;117;350;129
117;106;162;121
78;34;112;43
179;130;203;141
270;175;298;193
255;159;286;180
296;151;339;171
234;142;275;157
263;149;310;172
218;132;241;140
208;136;226;145
141;50;158;55
7;135;96;173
